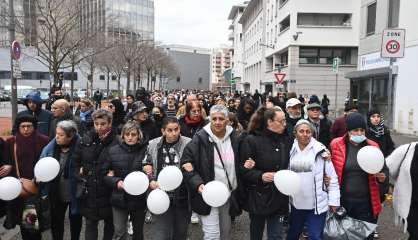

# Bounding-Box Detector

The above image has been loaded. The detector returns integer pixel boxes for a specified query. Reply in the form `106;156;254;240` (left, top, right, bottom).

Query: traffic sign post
332;57;341;117
381;28;405;127
274;73;286;85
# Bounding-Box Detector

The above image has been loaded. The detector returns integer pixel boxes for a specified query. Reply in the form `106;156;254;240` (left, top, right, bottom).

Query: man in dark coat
73;109;118;240
13;91;53;136
49;99;76;139
330;104;358;139
128;101;159;142
306;102;332;148
93;90;103;109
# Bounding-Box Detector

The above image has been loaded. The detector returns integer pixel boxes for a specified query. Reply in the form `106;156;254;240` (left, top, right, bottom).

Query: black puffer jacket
73;129;118;220
239;129;291;215
101;140;147;210
181;128;244;215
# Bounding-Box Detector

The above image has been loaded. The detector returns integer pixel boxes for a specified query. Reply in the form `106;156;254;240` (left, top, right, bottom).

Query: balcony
229;24;234;30
228;33;234;41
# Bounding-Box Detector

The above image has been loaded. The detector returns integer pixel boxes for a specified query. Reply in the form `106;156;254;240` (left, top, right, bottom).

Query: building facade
234;0;360;112
228;2;248;92
211;47;233;92
346;0;418;135
163;45;211;91
80;0;154;41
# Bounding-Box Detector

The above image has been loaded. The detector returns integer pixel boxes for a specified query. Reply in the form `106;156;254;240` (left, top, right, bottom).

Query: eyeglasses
124;132;139;137
273;119;286;125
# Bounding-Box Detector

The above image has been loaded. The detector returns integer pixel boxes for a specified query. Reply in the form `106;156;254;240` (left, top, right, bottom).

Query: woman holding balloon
39;120;82;240
239;107;291;240
2;114;49;240
143;117;192;240
101;121;148;240
330;113;388;239
286;120;340;240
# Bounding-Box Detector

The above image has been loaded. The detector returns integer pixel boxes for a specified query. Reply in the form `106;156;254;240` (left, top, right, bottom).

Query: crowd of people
0;86;416;240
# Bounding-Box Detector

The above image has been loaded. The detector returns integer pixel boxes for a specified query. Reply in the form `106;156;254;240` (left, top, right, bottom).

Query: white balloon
274;170;301;196
202;181;230;207
34;157;60;182
357;146;385;174
0;177;22;201
123;171;149;196
147;189;170;215
158;166;183;191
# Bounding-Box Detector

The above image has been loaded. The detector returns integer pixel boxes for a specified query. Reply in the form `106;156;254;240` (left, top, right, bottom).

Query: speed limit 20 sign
381;29;405;58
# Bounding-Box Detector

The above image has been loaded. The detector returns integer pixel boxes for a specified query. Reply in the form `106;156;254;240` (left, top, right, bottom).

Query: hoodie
13;91;53;136
203;124;237;190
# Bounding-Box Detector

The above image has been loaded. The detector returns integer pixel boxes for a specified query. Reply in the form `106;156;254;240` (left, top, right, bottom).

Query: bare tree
33;0;86;87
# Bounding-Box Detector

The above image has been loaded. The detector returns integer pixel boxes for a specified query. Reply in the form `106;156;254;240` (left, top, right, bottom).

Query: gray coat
144;135;191;208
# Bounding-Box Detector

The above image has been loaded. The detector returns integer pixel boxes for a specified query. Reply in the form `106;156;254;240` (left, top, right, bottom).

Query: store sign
358;52;390;71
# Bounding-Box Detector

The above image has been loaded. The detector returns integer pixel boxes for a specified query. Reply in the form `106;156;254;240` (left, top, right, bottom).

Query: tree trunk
70;64;75;103
126;61;131;95
117;75;121;97
106;68;110;99
146;69;151;90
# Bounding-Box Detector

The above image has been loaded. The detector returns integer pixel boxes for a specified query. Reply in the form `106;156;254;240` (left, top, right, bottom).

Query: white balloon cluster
146;166;184;215
0;157;60;201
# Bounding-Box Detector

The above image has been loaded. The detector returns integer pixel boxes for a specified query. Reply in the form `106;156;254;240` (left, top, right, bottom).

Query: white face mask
350;134;367;143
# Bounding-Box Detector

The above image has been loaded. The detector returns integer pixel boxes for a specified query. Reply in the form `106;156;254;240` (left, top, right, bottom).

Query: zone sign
381;29;405;58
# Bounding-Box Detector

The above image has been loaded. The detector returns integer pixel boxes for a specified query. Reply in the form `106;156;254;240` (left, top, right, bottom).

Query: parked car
0;90;11;101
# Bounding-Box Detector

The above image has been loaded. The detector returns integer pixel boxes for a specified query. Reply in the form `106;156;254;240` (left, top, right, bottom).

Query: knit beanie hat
15;114;37;129
367;109;381;118
346;112;366;131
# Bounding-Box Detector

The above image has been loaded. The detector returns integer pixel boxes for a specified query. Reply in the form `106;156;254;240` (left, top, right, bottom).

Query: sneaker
145;211;153;224
373;230;379;239
191;212;199;224
127;221;133;235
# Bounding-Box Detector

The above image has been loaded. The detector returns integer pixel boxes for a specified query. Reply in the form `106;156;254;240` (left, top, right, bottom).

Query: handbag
213;143;242;217
20;194;51;233
14;141;39;199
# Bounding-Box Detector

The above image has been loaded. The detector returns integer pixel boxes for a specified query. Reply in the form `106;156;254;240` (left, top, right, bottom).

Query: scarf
79;110;91;122
14;132;38;179
98;128;112;141
185;115;203;126
368;118;385;138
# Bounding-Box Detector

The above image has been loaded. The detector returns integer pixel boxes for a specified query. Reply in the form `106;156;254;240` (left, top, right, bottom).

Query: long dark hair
247;107;282;134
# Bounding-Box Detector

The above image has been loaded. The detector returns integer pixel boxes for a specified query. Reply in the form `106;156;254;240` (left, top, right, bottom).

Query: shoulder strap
401;143;412;163
213;143;233;191
13;137;21;178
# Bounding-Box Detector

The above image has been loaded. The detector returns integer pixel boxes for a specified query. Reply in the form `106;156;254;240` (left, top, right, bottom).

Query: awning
345;66;398;79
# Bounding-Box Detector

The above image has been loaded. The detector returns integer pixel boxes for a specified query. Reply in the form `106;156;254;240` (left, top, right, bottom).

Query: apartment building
345;0;418;134
236;0;360;112
228;2;248;92
211;47;233;92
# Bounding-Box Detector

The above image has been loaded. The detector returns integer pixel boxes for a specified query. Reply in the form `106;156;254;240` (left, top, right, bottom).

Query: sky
154;0;244;49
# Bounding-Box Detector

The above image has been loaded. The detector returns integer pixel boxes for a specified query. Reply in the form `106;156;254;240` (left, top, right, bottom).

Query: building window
198;77;202;83
111;75;117;81
366;2;377;35
297;13;352;27
280;51;288;65
299;47;356;65
99;75;105;80
279;0;289;7
388;0;400;28
279;15;290;32
176;77;180;82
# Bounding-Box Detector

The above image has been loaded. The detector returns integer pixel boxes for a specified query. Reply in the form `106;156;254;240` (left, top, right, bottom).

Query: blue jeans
286;206;327;240
249;213;285;240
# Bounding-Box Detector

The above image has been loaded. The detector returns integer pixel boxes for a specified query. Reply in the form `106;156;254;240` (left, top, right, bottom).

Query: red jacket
330;136;382;217
330;116;347;139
